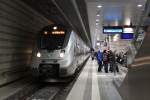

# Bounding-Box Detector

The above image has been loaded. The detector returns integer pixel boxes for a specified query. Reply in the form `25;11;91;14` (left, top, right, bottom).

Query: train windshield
39;30;66;50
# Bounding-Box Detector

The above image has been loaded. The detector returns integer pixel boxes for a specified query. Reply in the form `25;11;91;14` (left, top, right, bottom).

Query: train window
40;32;66;50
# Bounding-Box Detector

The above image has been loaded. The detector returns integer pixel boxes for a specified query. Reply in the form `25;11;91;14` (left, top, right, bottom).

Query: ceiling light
53;26;57;30
37;52;41;58
97;42;100;46
96;23;99;25
97;14;100;17
125;18;131;26
97;5;102;8
96;19;99;22
137;4;142;7
44;31;48;35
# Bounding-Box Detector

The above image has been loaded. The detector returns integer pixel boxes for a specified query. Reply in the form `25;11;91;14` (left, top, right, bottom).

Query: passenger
109;50;114;72
123;53;127;67
102;50;109;73
90;48;95;60
96;49;102;72
116;52;124;65
109;50;119;73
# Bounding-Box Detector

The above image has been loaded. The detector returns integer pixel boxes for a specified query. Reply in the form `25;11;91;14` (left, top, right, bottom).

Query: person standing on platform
90;48;95;60
111;50;119;73
96;49;103;72
102;50;109;73
109;50;115;72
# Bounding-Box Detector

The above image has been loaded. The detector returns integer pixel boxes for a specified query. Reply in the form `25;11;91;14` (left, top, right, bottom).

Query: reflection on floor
66;59;126;100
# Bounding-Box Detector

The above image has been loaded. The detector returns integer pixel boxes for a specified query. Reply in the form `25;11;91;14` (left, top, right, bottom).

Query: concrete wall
0;0;51;86
119;26;150;100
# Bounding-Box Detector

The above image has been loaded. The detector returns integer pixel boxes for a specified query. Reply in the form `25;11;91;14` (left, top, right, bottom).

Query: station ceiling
21;0;148;48
21;0;69;27
86;0;147;47
21;0;92;47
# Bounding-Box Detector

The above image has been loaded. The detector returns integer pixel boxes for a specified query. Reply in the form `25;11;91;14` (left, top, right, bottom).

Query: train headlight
37;52;41;58
60;50;65;58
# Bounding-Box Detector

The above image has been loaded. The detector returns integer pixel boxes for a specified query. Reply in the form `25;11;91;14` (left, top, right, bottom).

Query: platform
66;58;124;100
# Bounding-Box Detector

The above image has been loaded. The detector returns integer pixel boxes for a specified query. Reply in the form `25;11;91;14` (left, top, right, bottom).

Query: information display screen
103;26;123;34
121;27;134;39
121;33;133;39
43;30;65;35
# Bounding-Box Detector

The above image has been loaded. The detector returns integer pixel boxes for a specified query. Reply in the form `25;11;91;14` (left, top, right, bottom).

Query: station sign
121;33;133;39
103;26;123;34
121;27;134;39
123;27;134;33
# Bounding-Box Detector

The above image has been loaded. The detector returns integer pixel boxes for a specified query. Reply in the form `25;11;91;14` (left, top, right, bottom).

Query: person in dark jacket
109;50;115;72
90;48;95;60
102;50;109;73
109;50;119;73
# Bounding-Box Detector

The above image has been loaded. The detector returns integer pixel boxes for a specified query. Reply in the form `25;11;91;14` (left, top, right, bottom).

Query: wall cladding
0;0;52;85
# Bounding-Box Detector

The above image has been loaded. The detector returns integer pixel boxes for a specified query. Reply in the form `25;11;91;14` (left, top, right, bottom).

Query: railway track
5;57;89;100
27;84;65;100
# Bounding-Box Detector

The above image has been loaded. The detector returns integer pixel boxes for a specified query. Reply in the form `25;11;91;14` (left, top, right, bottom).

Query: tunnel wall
0;0;51;86
119;26;150;100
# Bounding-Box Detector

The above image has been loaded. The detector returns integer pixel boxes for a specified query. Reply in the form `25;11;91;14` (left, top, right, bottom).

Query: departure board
103;26;123;34
121;33;133;39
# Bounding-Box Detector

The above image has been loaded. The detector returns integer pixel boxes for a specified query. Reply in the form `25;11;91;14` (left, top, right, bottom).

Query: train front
31;25;72;80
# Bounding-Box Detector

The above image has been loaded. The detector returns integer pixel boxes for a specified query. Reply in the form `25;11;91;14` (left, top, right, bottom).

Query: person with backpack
96;49;103;72
109;50;119;72
108;50;113;72
102;50;109;73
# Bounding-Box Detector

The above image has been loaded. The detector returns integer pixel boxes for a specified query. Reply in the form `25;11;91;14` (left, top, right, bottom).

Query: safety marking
91;61;101;100
66;59;91;100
